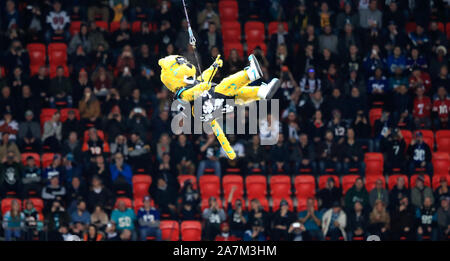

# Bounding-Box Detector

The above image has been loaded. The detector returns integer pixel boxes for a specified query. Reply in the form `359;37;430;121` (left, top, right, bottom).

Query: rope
181;0;203;81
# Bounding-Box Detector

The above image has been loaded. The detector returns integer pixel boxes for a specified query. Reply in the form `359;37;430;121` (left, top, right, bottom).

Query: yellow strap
210;119;236;160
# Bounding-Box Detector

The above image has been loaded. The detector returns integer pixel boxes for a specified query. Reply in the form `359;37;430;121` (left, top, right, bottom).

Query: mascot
159;54;280;159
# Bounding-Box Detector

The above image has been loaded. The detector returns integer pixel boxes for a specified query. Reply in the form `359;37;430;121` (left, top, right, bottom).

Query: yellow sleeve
198;66;218;82
178;82;212;101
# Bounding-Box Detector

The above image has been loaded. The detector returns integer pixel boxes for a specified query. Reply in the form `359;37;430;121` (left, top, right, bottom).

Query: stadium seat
218;0;239;22
432;152;450;176
221;21;241;42
222;175;244;204
365;176;386;192
400;129;413;150
223;42;244;60
178;175;197;190
181;221;202;241
270;175;291;200
1;198;21;215
40;108;58;126
27;43;46;70
436;130;450;153
199;175;221;199
69;21;82;35
318;175;340;190
415;130;434;150
432;175;449;190
296;198;318;212
405;22;417;33
341;175;360;194
369;108;382;127
42;153;57;168
272;197;294;212
48;43;68;66
268;21;288;36
114;197;133;209
294;175;316;199
245;21;265;43
131;21;142;33
160;220;180;241
21;152;41;168
95;21;108;31
364;153;384;176
246;175;267;199
247;42;267;56
410;174;431;188
23;198;44;213
132;175;152;199
60;108;80;122
109;21;121;32
388;174;409;190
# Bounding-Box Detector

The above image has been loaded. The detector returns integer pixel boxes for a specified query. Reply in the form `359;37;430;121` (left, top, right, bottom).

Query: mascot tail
210;119;236;160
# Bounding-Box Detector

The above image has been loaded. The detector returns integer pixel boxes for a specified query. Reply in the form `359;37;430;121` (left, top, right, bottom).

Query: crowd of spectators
0;0;448;241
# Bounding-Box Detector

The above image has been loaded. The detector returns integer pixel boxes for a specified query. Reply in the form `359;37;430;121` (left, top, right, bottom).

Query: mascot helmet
158;55;197;93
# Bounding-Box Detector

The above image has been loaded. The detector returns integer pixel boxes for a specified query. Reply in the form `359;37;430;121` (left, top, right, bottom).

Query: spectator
197;134;221;178
128;132;150;172
46;200;70;241
70;200;90;231
271;199;295;241
390;196;416;240
359;0;382;30
87;1;110;22
83;224;104;241
2;199;24;241
317;177;342;211
298;198;323;240
137;196;162;241
110;152;133;197
412;87;432;129
436;196;450;240
369;178;389;208
346;201;369;240
87;176;113;213
432;86;450;129
381;128;406;175
407;132;433;175
42;111;62;152
345;178;370;211
435;177;450;203
82;128;110;163
104;222;120;241
178;180;200;221
111;200;137;240
152;177;178;220
199;22;222;55
270;133;290;174
66;175;87;213
69;23;91;55
90;205;109;231
341;128;365;175
0;150;22;196
21;156;43;198
411;175;435;208
243;219;266;241
23;199;43;241
315;130;341;175
172;134;196;175
416;196;438;241
202;197;226;241
368;200;390;240
214;222;240;241
45;0;70;43
389;177;410;212
0;110;19;141
18;110;41;152
226;187;247;239
41;175;66;208
49;66;72;109
322;201;347;241
43;154;64;182
197;2;221;31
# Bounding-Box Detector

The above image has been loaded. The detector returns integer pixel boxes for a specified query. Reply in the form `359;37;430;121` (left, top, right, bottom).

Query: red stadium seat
48;43;68;66
245;21;265;43
247;42;267;56
199;175;221;199
178;175;198;190
114;197;133;209
219;1;239;22
27;43;46;69
181;221;202;241
23;198;44;213
21;152;41;168
405;22;417;33
268;21;288;36
432;152;450;176
246;175;267;198
160;220;180;241
400;129;413;149
95;21;109;31
369;108;382;127
294;175;316;199
83;129;105;142
435;22;445;33
365;176;385;192
42;153;58;168
272;197;294;212
318;175;340;190
222;21;241;42
270;175;291;200
1;198;21;215
436;130;450;153
222;175;244;203
110;21;121;32
432;175;449;190
131;21;142;33
40;108;58;127
132;175;152;199
388;174;409;190
364;153;384;176
69;21;82;36
296;198;318;212
342;175;360;194
60;108;80;122
410;174;431;188
415;130;434;150
223;42;244;60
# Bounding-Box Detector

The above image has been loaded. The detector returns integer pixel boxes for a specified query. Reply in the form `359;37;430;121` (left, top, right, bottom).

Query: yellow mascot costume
159;54;280;159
